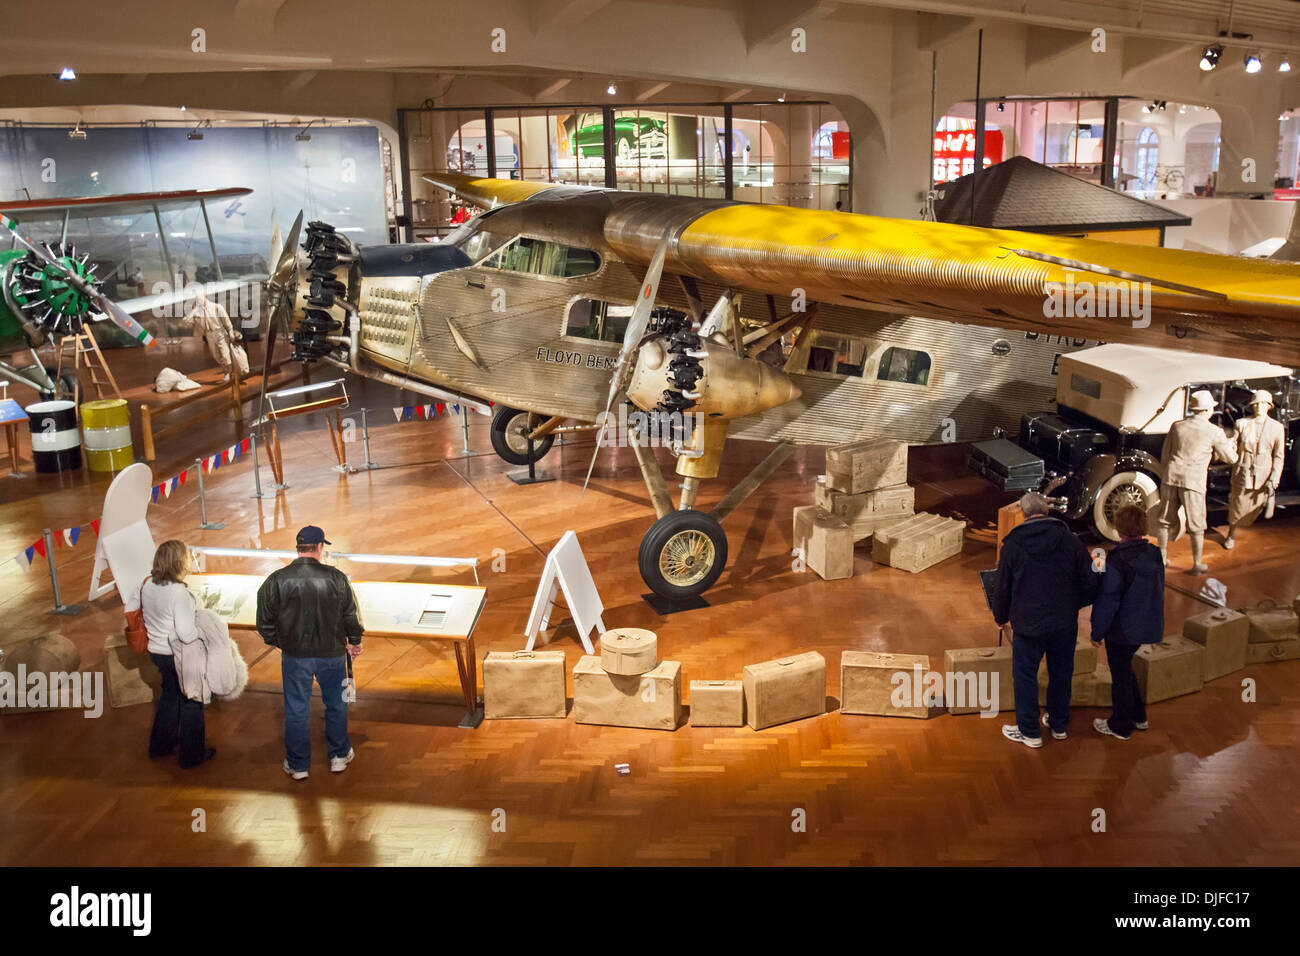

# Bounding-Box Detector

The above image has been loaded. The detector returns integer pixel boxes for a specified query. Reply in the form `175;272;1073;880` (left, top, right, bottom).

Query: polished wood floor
2;337;1298;865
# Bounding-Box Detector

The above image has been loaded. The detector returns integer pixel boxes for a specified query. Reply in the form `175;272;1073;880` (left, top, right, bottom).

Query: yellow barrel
81;399;134;472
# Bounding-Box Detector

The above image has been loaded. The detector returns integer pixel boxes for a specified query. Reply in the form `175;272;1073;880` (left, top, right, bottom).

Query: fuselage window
808;333;868;376
482;236;601;278
877;346;931;386
565;298;633;342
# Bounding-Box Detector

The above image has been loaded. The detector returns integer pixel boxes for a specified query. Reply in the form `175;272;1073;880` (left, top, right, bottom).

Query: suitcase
573;656;681;730
967;438;1045;492
1037;672;1097;707
792;506;855;580
1036;636;1098;682
483;650;567;719
1133;637;1205;703
599;628;659;676
1243;604;1299;644
825;438;908;494
1245;637;1300;664
1182;608;1249;680
943;645;1014;714
815;479;915;541
742;651;826;729
103;632;161;709
871;513;966;573
841;650;938;718
689;680;744;727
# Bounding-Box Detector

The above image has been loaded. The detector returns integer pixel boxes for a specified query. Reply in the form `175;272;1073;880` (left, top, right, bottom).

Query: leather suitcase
1182;608;1249;680
573;656;681;730
483;650;567;719
825;438;908;494
793;506;855;580
815;479;915;541
1245;638;1300;664
943;645;1014;714
1133;636;1205;703
599;628;659;676
1244;605;1299;644
841;650;939;718
871;513;965;573
742;651;826;729
689;680;744;727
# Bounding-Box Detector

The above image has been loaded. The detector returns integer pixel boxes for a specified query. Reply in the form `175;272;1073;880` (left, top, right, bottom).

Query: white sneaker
283;760;308;780
1134;721;1149;731
1002;725;1043;749
330;747;355;773
1092;718;1130;740
1041;713;1067;740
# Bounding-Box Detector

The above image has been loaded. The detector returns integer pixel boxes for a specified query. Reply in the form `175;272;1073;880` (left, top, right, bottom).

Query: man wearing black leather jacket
257;526;364;780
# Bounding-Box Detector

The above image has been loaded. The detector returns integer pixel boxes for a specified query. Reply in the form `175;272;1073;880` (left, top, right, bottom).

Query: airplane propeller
0;211;157;346
581;228;674;493
254;210;304;430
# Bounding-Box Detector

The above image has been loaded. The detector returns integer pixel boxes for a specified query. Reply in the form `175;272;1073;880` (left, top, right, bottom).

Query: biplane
0;187;263;399
274;173;1300;601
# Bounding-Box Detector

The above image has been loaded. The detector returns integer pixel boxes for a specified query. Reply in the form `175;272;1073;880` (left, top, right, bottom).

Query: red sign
830;131;850;161
933;128;1005;184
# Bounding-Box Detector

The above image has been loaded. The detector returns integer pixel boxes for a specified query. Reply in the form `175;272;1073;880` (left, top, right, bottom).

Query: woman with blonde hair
125;539;214;768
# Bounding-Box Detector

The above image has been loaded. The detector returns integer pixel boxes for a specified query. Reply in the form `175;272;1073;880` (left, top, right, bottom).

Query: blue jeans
1011;627;1077;738
149;652;206;767
281;654;350;772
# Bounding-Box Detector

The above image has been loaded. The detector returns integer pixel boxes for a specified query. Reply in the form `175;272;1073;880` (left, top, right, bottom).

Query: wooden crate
1182;608;1249;681
1134;637;1205;704
871;512;966;573
825;438;908;494
792;506;855;580
815;479;914;541
689;680;744;727
943;645;1014;714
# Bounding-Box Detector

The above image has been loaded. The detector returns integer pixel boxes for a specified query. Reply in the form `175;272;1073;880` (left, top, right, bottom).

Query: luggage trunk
1133;637;1205;703
742;651;826;730
871;513;966;573
573;656;682;730
943;645;1014;714
483;650;568;719
825;438;908;494
792;506;855;580
815;479;915;541
1182;608;1249;680
841;650;938;718
1244;606;1299;644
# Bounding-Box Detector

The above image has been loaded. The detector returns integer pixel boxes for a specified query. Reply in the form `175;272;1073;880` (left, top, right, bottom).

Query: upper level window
482;236;601;278
565;298;633;342
808;333;869;376
877;346;931;386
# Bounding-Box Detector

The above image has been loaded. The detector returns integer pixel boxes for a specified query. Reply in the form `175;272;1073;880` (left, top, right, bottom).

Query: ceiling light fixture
1280;56;1292;73
606;81;617;96
777;92;786;102
1200;44;1223;71
996;101;1005;112
58;67;76;81
67;123;86;140
1245;51;1263;73
295;119;316;142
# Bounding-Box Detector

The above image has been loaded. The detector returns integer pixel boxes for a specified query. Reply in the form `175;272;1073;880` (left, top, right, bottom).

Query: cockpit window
481;236;602;278
443;220;512;264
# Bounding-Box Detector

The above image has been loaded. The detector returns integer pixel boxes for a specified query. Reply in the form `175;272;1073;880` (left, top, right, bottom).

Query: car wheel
490;406;555;466
616;136;632;162
1091;470;1182;542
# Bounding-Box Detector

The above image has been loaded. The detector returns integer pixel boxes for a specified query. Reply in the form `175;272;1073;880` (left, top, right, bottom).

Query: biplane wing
425;173;1300;367
0;186;253;223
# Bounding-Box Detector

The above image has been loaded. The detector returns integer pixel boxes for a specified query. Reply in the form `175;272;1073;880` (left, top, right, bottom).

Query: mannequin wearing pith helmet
1224;390;1286;550
1156;389;1237;574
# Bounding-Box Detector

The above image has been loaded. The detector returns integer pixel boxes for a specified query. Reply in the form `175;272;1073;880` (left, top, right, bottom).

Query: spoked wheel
1092;470;1183;542
490;405;555;466
638;509;728;602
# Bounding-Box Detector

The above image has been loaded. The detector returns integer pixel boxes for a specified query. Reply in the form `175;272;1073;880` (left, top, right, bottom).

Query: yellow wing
423;173;567;209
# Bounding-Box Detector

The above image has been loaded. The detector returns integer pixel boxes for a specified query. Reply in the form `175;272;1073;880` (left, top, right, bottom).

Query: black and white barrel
25;400;82;473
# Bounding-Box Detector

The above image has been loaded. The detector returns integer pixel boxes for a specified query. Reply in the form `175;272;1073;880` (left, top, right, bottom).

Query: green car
573;112;667;162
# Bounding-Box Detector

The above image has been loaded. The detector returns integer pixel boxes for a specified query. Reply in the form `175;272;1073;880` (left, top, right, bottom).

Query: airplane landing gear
491;405;555;465
638;509;728;602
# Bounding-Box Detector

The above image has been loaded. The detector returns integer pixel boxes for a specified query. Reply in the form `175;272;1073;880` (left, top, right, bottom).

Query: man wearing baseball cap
256;526;364;779
1156;389;1237;574
1225;389;1286;550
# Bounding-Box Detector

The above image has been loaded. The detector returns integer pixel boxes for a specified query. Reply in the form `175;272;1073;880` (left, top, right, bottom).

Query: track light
1200;44;1222;71
606;81;617;95
996;101;1005;112
1280;56;1292;73
295;120;316;142
1245;51;1262;73
67;123;86;140
777;92;786;102
58;67;76;81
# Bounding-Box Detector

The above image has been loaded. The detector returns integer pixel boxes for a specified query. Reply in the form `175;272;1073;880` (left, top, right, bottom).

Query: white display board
88;462;156;603
524;530;605;654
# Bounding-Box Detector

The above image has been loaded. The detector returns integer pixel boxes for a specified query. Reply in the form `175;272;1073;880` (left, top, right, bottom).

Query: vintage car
969;344;1298;541
572;112;668;162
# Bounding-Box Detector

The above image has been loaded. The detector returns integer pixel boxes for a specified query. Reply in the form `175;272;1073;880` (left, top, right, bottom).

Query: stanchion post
250;434;276;499
461;406;471;456
195;457;226;530
43;528;84;616
358;407;379;470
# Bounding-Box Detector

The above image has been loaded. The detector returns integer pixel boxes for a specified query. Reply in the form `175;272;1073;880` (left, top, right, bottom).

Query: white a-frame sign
524;530;606;654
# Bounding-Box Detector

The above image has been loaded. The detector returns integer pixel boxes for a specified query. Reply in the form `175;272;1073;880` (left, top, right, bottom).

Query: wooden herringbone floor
2;338;1298;865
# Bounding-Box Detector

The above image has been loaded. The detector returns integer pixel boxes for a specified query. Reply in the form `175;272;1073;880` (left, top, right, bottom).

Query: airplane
0;187;263;399
274;172;1300;602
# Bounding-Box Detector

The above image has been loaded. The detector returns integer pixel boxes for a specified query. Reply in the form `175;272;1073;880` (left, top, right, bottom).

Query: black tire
38;366;79;402
490;406;555;466
637;509;728;602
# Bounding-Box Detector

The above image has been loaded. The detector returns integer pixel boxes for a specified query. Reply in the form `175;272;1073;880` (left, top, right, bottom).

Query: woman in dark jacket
1090;505;1165;740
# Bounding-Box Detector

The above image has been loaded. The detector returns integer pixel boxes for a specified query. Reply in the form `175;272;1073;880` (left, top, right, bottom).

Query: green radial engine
1;242;101;343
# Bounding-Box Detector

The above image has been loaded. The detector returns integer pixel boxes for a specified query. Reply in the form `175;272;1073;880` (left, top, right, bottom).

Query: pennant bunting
239;438;251;455
151;484;161;503
225;445;235;464
91;519;101;536
179;469;188;487
436;403;445;416
393;407;404;422
33;538;46;559
61;527;81;548
452;404;460;414
413;405;424;421
23;545;35;567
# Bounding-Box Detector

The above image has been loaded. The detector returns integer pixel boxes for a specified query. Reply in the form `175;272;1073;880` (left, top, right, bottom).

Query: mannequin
1224;390;1285;549
184;291;249;381
1155;389;1236;574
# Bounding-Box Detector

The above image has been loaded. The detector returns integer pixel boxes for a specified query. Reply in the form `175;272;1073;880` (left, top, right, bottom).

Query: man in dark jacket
992;492;1099;748
257;526;364;779
1090;505;1164;740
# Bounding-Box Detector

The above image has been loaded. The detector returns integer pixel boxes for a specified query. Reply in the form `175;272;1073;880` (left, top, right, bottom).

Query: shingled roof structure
932;156;1192;237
